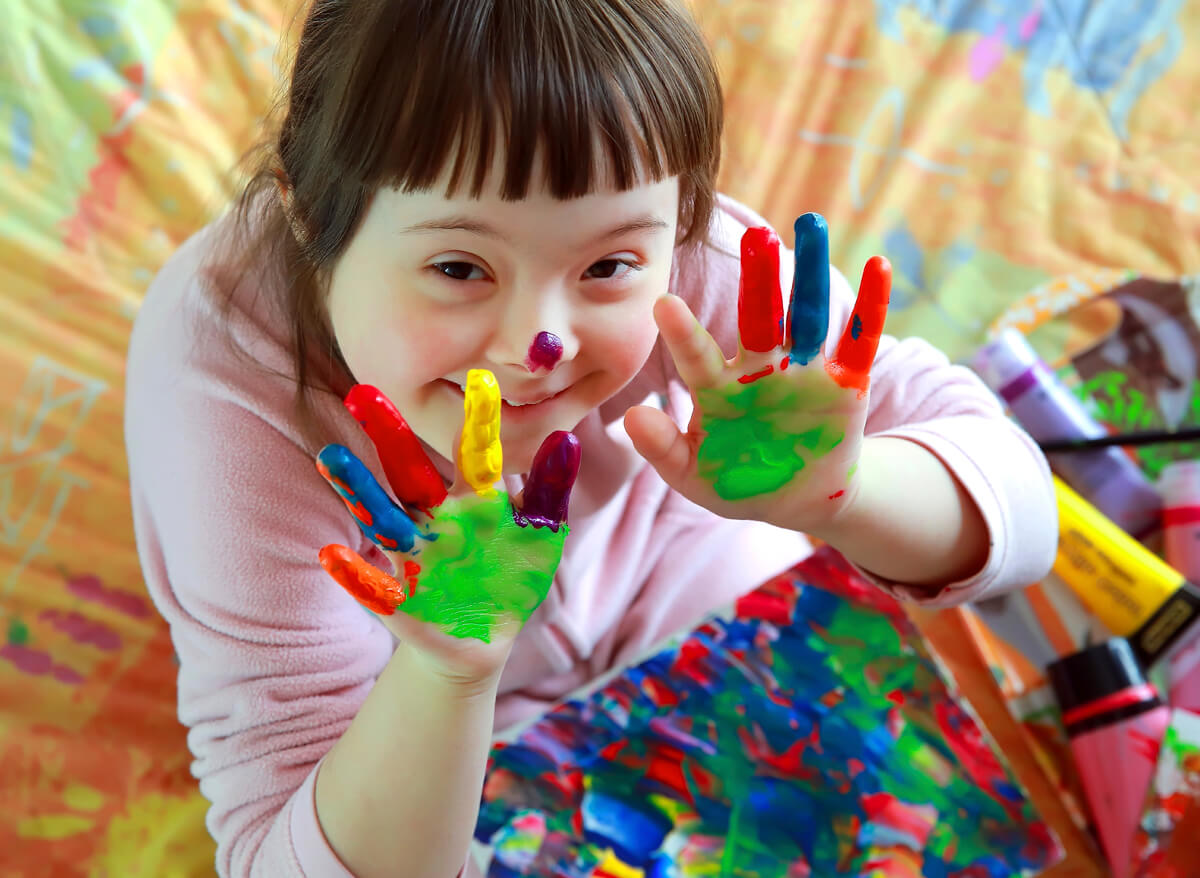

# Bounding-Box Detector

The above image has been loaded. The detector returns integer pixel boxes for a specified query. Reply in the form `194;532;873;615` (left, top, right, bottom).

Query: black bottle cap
1047;637;1153;716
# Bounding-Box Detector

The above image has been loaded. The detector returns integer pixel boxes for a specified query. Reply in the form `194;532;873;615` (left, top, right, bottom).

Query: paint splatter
696;377;844;501
475;547;1061;875
1132;708;1200;876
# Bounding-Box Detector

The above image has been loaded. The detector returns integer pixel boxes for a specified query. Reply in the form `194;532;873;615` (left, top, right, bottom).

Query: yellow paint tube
1053;476;1200;668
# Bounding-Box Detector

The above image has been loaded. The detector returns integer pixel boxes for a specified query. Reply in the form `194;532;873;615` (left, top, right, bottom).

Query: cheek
579;301;660;379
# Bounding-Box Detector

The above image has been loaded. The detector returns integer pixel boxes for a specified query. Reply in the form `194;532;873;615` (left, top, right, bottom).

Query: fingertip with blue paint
316;444;422;552
788;213;831;365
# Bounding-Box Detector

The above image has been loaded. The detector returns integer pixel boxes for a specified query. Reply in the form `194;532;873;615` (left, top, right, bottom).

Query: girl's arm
315;640;504;878
807;435;990;588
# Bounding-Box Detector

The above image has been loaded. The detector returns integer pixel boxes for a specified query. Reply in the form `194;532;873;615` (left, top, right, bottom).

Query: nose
484;285;580;375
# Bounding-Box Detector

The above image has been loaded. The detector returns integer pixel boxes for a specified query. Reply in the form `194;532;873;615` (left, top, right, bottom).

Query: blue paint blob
581;791;671;865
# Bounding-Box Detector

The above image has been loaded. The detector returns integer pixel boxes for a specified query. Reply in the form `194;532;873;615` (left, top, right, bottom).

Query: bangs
327;0;722;202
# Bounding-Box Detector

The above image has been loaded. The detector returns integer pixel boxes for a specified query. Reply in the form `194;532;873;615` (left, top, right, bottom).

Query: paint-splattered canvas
474;547;1062;877
1132;709;1200;878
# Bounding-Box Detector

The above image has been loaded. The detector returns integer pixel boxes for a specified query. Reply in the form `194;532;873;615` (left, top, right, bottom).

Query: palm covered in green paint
625;214;891;534
315;381;580;681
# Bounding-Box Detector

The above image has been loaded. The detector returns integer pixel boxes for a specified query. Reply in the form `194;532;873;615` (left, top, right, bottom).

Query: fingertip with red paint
738;226;784;353
344;384;447;512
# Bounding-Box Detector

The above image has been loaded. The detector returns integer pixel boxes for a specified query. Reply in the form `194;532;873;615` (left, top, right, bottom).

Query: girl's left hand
625;213;891;535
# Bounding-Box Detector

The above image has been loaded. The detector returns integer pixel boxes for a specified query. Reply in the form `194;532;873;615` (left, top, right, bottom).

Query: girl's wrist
398;636;513;699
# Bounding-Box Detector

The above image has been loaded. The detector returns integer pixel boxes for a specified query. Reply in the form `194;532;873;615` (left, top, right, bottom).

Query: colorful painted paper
1132;708;1200;878
474;547;1062;876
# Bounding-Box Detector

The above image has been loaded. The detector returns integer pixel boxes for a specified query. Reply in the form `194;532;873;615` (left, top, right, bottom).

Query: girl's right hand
315;372;580;686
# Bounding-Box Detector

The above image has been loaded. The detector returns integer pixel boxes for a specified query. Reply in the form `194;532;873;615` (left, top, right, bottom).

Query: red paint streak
599;740;627;761
403;561;421;594
735;577;797;625
673;639;715;685
374;533;398;550
344;385;447;512
0;643;84;684
342;496;373;527
1060;683;1158;727
316;460;352;494
819;689;844;708
1129;727;1164;763
847;758;866;777
738;227;784;352
645;749;696;804
39;610;121;651
780;356;790;370
319;545;407;614
66;574;150;619
642;676;681;707
861;792;935;845
737;364;774;385
827;490;845;500
541;768;583;800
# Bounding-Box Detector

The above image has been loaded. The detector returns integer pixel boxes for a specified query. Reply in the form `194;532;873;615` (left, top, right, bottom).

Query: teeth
447;379;544;407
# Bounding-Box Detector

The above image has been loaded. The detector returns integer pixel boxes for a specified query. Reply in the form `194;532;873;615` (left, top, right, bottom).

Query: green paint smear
8;618;29;646
1163;721;1200;759
696;378;844;501
401;492;565;642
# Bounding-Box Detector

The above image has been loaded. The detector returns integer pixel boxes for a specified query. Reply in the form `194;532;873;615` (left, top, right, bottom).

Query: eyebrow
398;214;670;244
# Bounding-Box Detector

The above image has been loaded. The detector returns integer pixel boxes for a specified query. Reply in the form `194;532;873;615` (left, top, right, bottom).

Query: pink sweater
125;195;1056;877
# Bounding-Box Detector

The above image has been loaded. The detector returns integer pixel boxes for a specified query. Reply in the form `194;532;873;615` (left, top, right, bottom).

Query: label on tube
1054;477;1200;669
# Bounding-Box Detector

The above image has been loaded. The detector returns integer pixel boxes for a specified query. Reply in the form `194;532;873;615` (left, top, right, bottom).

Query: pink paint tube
973;329;1160;538
1048;638;1170;878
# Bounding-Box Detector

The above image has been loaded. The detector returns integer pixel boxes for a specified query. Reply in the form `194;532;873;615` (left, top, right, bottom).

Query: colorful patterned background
1;1;1198;875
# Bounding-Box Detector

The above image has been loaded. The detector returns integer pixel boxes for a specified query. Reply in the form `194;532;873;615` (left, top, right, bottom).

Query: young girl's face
326;163;680;475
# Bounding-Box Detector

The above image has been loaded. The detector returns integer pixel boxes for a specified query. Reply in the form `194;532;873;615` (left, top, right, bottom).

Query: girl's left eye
584;258;639;280
433;261;487;281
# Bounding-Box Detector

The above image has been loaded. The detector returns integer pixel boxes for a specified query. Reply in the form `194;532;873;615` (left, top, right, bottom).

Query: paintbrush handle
1039;427;1200;453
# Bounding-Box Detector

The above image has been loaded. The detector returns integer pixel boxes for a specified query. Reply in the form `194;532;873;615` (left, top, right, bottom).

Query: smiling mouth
441;378;569;409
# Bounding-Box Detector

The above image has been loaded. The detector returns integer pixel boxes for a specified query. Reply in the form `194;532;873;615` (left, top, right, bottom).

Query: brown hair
220;0;724;442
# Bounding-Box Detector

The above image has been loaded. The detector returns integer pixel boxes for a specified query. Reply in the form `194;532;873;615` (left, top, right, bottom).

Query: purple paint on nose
526;331;563;372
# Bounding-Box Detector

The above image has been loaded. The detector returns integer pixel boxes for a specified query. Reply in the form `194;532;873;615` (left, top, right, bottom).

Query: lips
440;378;569;410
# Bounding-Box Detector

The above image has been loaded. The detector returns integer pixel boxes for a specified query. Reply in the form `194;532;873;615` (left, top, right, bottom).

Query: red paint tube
1049;639;1171;878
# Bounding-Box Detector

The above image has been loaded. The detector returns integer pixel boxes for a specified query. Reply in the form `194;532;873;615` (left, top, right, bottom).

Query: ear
272;165;312;247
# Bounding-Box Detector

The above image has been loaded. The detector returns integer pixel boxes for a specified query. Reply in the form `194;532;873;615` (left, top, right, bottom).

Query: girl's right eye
433;261;487;282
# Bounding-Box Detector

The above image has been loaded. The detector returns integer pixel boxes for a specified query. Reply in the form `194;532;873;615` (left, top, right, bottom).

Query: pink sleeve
125;237;391;877
674;195;1057;607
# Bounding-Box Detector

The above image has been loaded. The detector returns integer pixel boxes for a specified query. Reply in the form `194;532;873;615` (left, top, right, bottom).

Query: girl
124;1;1057;876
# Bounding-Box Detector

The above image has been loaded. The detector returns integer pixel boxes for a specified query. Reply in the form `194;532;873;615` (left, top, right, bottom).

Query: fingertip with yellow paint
461;368;503;495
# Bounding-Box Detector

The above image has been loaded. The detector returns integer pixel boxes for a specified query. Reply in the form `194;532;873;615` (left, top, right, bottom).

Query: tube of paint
1048;638;1170;878
1053;477;1200;672
1160;460;1200;583
972;329;1160;537
1158;461;1200;712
